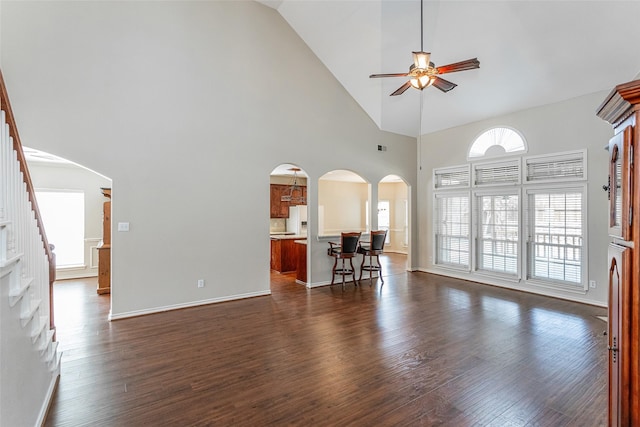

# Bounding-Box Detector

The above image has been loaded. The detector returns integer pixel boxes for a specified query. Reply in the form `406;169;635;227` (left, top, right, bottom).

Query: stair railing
0;69;56;337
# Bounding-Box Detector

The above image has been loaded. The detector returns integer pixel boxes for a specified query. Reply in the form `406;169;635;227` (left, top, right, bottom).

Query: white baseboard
109;290;271;320
418;267;607;308
36;372;60;427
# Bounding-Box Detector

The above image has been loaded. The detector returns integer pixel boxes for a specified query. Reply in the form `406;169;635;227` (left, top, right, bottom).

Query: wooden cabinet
270;238;297;273
97;188;111;295
597;79;640;426
607;126;633;240
295;241;307;283
270;184;306;218
608;243;632;427
270;185;290;218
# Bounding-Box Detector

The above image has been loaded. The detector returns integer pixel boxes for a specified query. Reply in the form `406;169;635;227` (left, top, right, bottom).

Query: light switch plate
118;222;130;232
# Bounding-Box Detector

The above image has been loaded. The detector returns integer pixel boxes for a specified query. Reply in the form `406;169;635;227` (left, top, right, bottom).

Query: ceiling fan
369;0;480;96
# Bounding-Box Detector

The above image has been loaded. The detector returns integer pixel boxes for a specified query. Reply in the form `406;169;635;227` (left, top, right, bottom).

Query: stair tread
20;298;41;326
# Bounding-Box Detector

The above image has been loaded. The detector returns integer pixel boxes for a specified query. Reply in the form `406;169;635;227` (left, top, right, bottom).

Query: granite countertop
270;234;308;240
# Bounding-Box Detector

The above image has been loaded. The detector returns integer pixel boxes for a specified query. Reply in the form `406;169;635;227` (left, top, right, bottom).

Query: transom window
469;127;527;159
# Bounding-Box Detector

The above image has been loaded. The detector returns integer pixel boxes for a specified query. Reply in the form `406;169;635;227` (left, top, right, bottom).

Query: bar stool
327;232;361;290
358;230;387;284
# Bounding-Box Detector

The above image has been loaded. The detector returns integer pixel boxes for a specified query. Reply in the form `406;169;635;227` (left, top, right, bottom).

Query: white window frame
433;164;470;190
472;158;521;187
433;191;471;271
523;184;588;293
468;126;528;160
523;149;587;184
472;189;521;281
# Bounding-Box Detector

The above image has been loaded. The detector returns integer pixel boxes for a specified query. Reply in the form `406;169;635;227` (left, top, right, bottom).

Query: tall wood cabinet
597;79;640;426
97;188;111;295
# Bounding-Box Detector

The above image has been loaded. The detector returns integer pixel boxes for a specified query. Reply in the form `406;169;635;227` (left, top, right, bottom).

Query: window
476;193;519;276
378;200;390;244
473;159;520;186
434;144;587;293
526;189;584;288
434;194;470;269
524;150;586;183
469;127;527;159
434;165;470;189
403;199;409;247
35;190;85;267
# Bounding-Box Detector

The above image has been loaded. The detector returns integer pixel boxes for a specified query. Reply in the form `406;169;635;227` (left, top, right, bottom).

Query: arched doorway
378;175;410;275
269;164;309;290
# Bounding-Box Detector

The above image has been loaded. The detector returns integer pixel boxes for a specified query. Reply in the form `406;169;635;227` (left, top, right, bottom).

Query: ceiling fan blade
432;76;457;93
390;81;412;96
436;58;480;74
370;73;409;78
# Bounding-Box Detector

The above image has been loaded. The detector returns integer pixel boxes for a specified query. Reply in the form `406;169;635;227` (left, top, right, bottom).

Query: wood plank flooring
45;254;608;426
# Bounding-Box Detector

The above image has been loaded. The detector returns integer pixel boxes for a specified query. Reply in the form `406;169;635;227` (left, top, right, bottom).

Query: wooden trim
632;120;640;426
596;79;640;127
0;69;56;335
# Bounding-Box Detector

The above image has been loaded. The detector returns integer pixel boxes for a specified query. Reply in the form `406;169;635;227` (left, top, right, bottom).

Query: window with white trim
526;189;584;288
473;159;520;187
434;193;470;269
433;139;587;293
525;151;585;183
469;127;527;159
476;192;519;276
434;165;470;189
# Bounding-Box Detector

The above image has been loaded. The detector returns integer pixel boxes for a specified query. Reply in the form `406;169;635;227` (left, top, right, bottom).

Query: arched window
468;127;527;159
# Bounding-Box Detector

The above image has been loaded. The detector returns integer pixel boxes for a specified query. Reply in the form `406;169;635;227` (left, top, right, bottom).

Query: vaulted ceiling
259;1;640;137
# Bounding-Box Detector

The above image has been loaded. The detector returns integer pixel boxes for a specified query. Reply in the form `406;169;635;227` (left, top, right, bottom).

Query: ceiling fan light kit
370;0;480;96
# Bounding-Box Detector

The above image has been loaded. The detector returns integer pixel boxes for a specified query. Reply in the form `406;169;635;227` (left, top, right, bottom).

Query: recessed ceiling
259;0;640;137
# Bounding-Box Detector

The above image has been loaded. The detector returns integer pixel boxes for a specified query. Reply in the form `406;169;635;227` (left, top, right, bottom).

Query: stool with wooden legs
357;230;387;285
327;232;361;290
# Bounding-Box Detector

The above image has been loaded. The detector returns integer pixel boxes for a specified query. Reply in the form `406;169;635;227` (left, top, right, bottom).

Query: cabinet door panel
608;126;633;239
608;243;632;426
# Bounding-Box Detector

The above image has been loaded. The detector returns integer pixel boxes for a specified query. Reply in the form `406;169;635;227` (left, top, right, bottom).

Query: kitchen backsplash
270;218;286;233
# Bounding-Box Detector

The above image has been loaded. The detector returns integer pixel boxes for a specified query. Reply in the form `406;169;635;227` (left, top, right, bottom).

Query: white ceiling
259;0;640;137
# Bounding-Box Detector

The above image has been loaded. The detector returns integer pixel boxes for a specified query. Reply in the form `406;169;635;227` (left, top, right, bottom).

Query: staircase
1;70;60;426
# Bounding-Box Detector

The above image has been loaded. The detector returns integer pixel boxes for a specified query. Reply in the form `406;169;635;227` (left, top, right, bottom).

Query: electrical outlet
589;280;596;289
197;279;205;288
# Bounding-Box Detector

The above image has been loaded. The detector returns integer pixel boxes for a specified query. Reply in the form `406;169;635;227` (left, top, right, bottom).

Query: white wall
417;91;613;306
28;161;112;280
1;1;416;316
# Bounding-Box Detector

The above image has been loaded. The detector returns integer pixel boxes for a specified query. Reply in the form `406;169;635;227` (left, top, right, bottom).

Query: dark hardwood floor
45;254;608;426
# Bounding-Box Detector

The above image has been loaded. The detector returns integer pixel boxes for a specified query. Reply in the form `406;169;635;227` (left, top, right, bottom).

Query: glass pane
529;192;582;284
35;191;85;267
477;194;518;275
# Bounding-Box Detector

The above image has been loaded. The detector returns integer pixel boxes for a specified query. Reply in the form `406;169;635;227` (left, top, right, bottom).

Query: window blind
525;151;585;182
528;191;583;286
473;160;520;186
434;166;470;189
477;194;519;275
435;194;470;268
